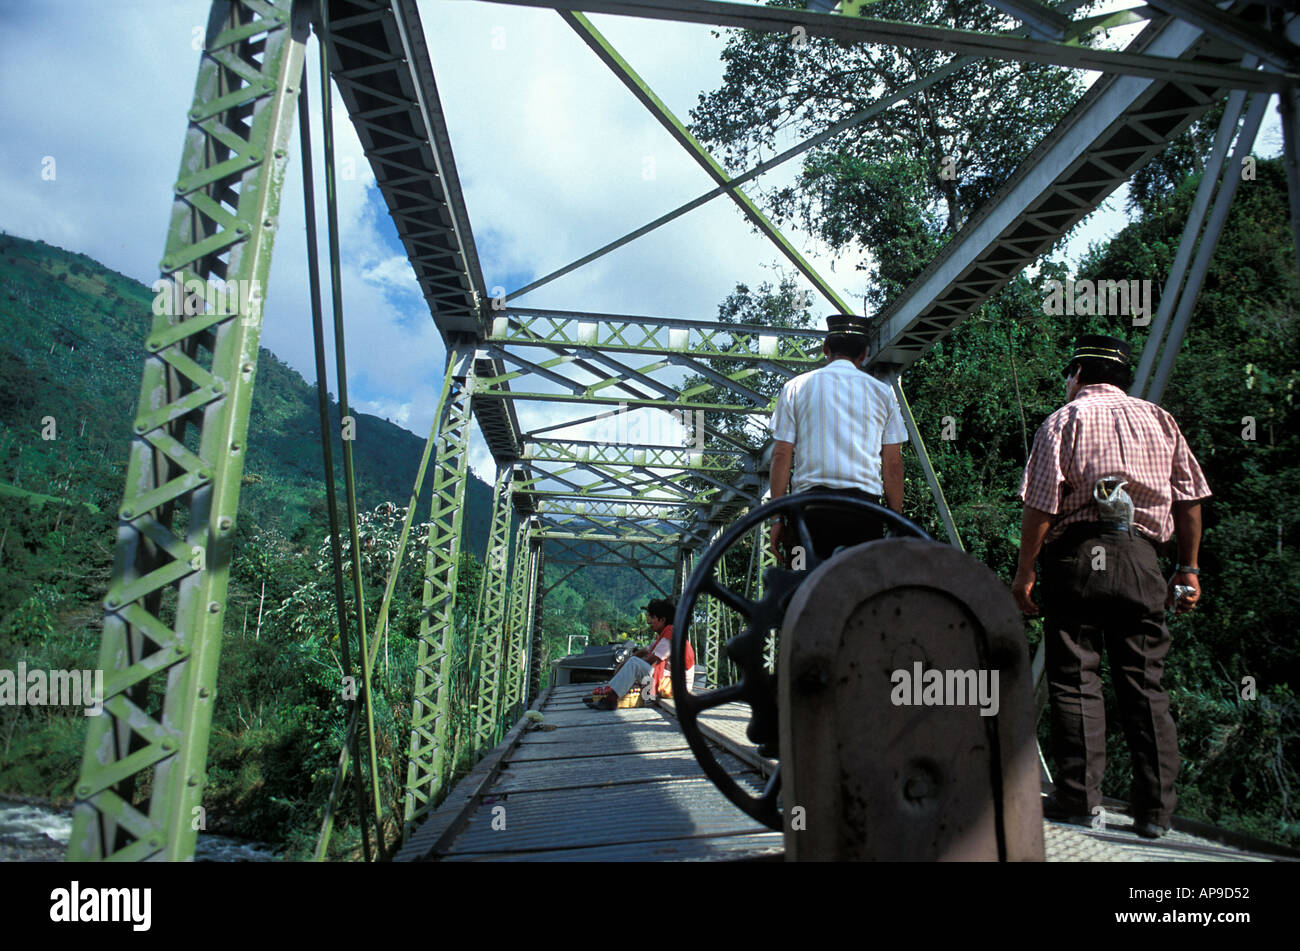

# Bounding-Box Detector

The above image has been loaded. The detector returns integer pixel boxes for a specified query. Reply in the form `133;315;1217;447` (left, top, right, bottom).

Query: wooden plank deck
395;684;783;862
397;683;1292;863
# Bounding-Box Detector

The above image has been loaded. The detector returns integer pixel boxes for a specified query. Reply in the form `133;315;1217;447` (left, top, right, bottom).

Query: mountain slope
0;233;493;556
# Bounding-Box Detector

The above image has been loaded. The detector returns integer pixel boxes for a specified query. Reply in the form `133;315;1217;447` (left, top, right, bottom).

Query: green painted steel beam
525;541;546;705
522;438;750;472
473;469;515;750
472;382;773;415
478;0;1290;92
500;521;534;726
403;347;475;836
560;10;854;314
68;0;308;863
543;535;678;566
490;309;824;365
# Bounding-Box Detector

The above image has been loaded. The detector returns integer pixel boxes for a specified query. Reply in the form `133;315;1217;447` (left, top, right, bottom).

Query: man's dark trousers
797;486;885;562
1040;524;1179;826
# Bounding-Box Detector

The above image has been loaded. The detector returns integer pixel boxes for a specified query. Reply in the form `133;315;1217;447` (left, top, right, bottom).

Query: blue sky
0;1;1284;480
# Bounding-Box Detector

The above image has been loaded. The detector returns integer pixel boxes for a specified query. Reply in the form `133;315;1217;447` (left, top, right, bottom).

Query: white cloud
3;0;1285;492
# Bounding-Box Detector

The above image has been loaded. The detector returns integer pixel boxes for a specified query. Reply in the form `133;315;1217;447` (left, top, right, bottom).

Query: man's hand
769;521;786;562
1167;571;1201;614
1012;564;1039;615
1014;506;1053;616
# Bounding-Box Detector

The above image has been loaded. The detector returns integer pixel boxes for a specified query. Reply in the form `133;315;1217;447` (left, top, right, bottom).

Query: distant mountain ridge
0;232;494;555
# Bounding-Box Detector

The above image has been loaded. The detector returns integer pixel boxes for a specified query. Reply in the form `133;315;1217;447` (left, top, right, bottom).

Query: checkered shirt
1019;384;1211;544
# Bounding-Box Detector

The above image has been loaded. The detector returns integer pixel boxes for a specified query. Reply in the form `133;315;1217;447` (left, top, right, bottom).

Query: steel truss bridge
67;0;1300;860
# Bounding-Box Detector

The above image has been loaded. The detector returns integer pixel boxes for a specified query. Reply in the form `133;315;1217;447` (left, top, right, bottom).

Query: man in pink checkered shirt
1014;335;1211;839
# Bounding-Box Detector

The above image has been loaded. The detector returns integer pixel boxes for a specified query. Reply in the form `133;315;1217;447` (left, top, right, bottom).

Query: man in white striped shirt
768;314;908;562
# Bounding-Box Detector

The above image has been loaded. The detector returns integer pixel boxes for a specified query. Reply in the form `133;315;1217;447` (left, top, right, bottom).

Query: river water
0;797;281;862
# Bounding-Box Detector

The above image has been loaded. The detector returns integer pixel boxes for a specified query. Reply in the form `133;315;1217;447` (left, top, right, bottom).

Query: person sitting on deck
586;599;695;710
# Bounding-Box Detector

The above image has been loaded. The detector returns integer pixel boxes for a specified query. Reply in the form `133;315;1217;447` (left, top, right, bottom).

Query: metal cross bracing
74;0;1299;860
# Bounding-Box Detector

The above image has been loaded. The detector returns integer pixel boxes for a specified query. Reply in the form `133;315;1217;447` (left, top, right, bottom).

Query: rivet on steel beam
218;517;233;532
198;686;211;699
119;508;133;520
274;148;286;159
198;469;213;481
134;422;148;434
229;441;241;452
105;596;119;609
161;738;177;752
208;601;220;613
187;775;200;787
77;785;91;798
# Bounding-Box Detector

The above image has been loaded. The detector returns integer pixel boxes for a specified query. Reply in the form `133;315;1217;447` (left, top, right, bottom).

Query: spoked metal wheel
670;491;932;831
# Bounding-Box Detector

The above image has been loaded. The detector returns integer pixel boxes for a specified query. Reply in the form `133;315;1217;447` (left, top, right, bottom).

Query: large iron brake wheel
670;491;932;831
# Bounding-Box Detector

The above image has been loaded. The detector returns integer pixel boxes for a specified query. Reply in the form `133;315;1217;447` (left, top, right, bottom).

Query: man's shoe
591;696;617;711
582;695;596;708
1041;794;1093;827
1134;820;1170;839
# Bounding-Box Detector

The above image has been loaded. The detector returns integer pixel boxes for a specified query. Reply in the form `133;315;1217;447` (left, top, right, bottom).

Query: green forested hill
0;233;661;858
0;232;494;555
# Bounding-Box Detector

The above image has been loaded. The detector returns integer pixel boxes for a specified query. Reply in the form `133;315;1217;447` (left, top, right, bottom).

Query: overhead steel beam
474;0;1288;91
1145;0;1299;70
521;438;751;472
870;15;1225;367
500;0;1149;306
323;0;522;465
560;9;853;313
984;0;1072;41
491;307;825;364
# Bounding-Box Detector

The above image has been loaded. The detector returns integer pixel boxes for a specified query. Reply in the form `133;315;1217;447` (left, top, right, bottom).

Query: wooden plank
492;748;755;794
443;830;784;862
525;707;666;728
510;724;692;760
444;776;770;856
394;686;554;862
659;699;777;777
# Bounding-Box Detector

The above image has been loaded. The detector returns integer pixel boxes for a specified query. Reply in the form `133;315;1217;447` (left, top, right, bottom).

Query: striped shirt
1019;384;1211;544
770;359;908;495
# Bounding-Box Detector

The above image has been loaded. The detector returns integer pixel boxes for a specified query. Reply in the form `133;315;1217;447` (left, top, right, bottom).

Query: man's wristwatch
1176;565;1200;575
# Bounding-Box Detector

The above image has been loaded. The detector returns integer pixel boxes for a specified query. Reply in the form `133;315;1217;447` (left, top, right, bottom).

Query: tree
689;0;1086;308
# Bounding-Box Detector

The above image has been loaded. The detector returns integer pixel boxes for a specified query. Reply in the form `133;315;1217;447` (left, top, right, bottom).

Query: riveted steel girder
521;438;751;472
870;14;1234;366
472;468;515;749
321;0;522;464
490;308;824;365
476;0;1290;90
403;347;475;834
68;0;309;863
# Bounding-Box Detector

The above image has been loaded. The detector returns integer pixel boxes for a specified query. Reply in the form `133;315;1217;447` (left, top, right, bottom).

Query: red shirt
649;624;694;685
1019;384;1211;543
